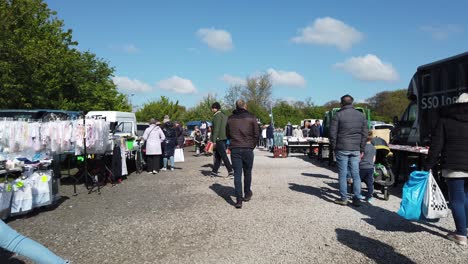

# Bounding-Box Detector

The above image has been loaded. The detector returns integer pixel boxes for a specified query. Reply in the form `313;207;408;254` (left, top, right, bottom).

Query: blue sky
46;0;468;109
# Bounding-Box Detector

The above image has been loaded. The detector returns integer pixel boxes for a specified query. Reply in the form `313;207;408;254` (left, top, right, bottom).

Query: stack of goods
273;146;288;158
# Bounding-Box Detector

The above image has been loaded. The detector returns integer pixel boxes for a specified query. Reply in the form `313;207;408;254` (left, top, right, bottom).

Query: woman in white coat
142;118;166;174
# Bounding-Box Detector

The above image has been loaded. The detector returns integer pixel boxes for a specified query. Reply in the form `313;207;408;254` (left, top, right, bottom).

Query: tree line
136;73;409;128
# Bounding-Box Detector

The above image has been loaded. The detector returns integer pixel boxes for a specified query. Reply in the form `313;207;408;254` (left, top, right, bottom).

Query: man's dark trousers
231;148;254;199
212;140;233;173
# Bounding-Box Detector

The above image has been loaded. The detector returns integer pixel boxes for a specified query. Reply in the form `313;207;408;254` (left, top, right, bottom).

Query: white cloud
196;28;233;51
420;24;463;40
267;68;306;87
123;44;140;53
221;74;246;86
109;44;140;54
292;17;363;51
112;76;152;92
334;54;399;82
157;76;197;94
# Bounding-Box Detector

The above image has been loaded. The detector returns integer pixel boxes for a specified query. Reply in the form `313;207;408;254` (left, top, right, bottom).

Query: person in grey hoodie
329;94;368;207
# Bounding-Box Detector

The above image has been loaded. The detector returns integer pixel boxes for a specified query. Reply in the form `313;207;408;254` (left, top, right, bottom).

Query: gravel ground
2;148;467;264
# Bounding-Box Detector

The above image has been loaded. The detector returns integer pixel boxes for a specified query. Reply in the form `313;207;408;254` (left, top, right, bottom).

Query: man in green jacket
211;102;233;177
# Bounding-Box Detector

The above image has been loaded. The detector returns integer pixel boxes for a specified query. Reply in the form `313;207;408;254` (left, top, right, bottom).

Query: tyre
384;188;390;201
135;151;144;174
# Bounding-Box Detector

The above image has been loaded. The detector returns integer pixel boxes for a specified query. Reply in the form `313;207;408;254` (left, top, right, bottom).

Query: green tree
183;94;220;122
246;100;269;125
366;89;408;122
136;96;184;122
272;100;301;128
223;84;243;111
0;0;129;111
242;73;272;108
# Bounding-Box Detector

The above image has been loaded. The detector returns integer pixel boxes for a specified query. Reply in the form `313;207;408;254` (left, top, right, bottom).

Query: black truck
391;52;468;183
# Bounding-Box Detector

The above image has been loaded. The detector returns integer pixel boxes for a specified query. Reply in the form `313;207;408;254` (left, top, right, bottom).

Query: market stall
0;117;132;218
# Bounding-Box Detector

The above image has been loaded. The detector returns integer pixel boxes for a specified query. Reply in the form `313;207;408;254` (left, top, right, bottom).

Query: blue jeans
0;220;66;264
267;138;274;150
163;156;174;168
447;178;468;236
335;150;361;200
360;168;374;199
231;148;254;199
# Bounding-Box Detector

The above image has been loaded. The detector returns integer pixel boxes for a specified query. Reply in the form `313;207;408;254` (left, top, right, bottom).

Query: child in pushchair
372;138;395;200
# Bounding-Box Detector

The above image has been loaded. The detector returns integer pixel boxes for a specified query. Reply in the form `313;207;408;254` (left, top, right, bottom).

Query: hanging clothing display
0;119;110;159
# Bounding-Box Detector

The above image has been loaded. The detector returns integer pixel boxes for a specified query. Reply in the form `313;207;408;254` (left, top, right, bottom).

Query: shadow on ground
336;228;416;264
5;196;70;223
301;172;333;180
209;183;235;206
289;182;446;238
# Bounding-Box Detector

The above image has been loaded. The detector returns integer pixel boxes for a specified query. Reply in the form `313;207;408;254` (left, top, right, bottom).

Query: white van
86;111;137;138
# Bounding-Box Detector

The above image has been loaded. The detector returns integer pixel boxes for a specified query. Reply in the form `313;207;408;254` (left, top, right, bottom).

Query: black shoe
243;191;253;202
210;171;219;177
228;171;234;179
352;198;362;207
235;199;242;209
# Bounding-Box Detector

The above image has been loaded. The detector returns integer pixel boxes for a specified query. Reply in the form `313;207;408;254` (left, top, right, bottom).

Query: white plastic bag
174;148;184;163
11;180;33;215
31;172;52;207
422;172;450;219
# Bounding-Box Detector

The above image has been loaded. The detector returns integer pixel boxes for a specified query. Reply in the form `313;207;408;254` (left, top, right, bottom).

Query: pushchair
373;145;395;200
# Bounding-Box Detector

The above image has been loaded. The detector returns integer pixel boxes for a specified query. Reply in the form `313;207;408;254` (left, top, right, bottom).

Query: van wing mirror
393;116;399;125
110;121;118;133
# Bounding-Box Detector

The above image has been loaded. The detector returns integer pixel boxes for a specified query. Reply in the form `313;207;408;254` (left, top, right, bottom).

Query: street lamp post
129;94;135;112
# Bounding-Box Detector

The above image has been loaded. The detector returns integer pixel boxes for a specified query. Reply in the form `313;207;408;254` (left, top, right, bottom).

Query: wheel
135;151;144;174
384;188;390;200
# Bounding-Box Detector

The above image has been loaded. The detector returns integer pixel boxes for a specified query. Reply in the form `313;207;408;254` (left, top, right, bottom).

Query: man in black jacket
329;94;368;206
227;99;260;208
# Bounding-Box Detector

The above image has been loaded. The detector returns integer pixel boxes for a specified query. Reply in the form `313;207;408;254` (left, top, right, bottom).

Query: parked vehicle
391;52;468;185
136;122;149;137
391;52;468;146
86;111;137;138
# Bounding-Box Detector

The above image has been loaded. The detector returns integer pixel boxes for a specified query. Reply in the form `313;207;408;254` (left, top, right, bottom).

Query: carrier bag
422;172;449;219
30;172;52;208
205;142;214;153
397;171;428;220
174;148;185;163
11;180;33;215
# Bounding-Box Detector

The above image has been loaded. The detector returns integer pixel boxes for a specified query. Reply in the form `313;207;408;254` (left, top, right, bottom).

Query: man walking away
227;99;260;208
329;94;368;207
210;102;234;177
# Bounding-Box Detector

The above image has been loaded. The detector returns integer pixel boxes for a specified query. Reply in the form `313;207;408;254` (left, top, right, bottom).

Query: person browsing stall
142;118;166;174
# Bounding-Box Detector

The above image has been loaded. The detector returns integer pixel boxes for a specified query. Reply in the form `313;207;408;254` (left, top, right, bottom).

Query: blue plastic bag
397;171;429;220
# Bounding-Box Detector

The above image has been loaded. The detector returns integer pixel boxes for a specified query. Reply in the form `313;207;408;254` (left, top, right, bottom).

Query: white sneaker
170;167;174;171
152;170;158;174
161;168;167;171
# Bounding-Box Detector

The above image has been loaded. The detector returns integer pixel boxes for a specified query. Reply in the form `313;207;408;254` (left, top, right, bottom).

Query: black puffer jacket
424;102;468;171
329;105;368;152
